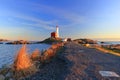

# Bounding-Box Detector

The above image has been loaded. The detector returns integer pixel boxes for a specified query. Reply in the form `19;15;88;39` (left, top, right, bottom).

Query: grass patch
102;47;120;54
13;45;37;79
96;46;120;56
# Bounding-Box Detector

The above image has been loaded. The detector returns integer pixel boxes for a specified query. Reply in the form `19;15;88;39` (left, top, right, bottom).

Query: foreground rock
63;42;120;80
1;42;120;80
26;57;68;80
29;42;120;80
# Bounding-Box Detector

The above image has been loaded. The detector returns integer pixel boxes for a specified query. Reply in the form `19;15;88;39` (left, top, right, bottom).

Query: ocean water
0;44;50;68
98;41;120;45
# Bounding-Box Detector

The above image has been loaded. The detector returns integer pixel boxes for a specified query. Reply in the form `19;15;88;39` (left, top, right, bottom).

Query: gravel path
28;42;120;80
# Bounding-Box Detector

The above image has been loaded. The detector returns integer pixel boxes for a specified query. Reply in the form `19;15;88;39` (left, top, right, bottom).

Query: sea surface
0;43;50;68
98;41;120;45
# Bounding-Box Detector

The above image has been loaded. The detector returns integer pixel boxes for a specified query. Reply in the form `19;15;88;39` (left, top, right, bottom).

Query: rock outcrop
36;37;62;44
74;39;97;44
0;39;8;42
6;40;30;44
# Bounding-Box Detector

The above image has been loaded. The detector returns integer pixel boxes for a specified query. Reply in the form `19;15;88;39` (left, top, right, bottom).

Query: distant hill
0;39;8;42
4;38;62;45
6;40;30;44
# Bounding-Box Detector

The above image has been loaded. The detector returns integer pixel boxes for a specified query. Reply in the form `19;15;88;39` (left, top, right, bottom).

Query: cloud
0;10;57;30
18;22;55;30
13;13;57;30
0;2;86;30
31;3;86;24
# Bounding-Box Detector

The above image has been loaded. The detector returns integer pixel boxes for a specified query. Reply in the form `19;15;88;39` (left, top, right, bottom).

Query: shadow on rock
25;54;74;80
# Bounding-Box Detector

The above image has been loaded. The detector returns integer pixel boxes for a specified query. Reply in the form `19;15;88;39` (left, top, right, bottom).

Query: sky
0;0;120;41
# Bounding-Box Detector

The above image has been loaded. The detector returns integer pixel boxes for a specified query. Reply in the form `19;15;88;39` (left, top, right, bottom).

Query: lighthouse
51;25;59;38
56;25;59;38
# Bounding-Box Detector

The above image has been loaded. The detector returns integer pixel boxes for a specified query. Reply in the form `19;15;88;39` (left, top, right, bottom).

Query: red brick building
51;32;57;38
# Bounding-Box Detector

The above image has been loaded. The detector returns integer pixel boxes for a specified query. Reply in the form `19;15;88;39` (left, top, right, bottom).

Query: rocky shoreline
26;42;120;80
0;42;64;80
0;40;120;80
73;39;120;56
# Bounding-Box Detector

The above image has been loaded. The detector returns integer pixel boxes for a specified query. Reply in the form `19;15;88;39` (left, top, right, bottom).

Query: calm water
0;44;50;68
98;41;120;45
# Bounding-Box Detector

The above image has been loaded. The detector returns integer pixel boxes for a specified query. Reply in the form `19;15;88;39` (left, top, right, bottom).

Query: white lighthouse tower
56;25;59;38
